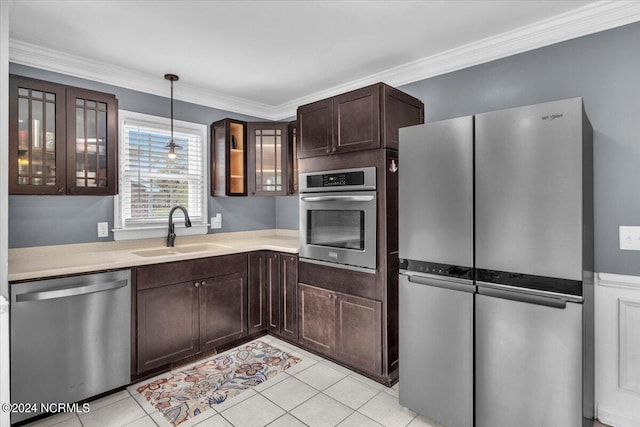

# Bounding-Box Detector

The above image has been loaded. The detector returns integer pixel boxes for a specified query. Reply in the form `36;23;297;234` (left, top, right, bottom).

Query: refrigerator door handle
477;286;569;309
477;280;583;304
403;271;475;293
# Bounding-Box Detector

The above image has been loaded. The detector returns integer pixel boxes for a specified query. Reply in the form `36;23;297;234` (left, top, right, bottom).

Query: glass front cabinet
9;75;118;195
212;119;297;197
248;122;289;196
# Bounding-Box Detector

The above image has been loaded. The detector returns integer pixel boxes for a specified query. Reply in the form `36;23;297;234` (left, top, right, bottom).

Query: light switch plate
97;222;109;238
210;213;222;230
619;226;640;250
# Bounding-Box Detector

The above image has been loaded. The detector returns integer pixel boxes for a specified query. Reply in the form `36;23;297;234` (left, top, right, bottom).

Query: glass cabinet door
66;87;118;194
9;75;118;195
248;122;289;196
9;77;66;194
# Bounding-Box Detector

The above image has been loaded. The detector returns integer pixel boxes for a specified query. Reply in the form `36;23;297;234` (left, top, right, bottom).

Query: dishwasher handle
15;279;128;303
477;286;568;309
403;271;475;293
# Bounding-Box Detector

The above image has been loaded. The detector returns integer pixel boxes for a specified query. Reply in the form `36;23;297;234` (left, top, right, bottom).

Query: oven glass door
308;210;364;250
300;191;377;270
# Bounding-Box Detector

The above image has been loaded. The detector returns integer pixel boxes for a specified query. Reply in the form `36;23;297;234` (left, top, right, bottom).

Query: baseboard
598;407;640;427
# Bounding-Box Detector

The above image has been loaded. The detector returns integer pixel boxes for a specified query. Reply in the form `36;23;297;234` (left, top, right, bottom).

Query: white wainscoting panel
619;299;640;393
596;273;640;427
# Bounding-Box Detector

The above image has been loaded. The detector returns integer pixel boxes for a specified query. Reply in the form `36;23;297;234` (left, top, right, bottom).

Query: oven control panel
300;167;376;192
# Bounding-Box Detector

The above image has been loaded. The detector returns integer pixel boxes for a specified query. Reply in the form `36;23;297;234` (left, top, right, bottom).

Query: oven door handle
300;195;375;202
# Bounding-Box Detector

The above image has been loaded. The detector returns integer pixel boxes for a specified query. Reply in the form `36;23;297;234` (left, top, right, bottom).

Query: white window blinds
119;111;207;228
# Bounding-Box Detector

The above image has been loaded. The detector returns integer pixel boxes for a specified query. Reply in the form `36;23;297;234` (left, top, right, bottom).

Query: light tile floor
23;335;612;427
23;336;428;427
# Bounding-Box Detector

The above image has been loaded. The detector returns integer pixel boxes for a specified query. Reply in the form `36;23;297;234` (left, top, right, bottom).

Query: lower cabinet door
280;254;298;341
137;281;200;373
298;283;336;356
266;252;281;333
335;293;382;375
248;252;267;334
200;273;248;350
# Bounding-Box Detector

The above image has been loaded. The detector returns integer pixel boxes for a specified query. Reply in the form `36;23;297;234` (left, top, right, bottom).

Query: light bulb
168;146;176;159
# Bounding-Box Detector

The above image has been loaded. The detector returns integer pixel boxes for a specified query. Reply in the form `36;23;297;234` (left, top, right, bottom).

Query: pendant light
165;73;181;159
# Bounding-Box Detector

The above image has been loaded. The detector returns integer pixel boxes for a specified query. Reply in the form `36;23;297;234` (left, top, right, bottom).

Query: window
114;110;207;240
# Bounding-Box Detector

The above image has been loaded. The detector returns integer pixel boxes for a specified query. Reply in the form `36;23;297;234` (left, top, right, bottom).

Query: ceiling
8;0;640;120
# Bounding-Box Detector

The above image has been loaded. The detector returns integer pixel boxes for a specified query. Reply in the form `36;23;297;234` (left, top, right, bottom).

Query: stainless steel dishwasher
10;269;131;423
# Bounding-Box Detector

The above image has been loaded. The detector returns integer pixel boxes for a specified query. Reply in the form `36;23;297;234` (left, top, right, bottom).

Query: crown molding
9;39;278;120
273;0;640;119
10;1;640;121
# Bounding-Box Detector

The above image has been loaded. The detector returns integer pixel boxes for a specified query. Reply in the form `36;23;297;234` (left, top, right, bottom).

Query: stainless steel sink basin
132;243;232;258
132;248;182;257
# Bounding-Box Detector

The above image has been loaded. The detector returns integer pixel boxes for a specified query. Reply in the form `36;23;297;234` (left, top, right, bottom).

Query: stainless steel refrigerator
474;98;593;427
398;98;593;427
398;116;475;427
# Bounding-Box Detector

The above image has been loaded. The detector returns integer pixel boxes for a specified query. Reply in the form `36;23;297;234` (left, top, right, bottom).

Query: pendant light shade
165;73;181;159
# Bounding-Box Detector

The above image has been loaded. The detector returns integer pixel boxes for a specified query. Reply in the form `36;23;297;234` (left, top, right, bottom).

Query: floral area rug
136;340;300;426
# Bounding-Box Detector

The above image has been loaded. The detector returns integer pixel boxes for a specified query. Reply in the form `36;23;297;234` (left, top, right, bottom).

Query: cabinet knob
57;187;64;193
331;147;337;152
194;281;200;288
201;280;207;287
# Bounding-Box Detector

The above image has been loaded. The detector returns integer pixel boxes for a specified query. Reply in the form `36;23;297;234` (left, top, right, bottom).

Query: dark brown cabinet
200;273;247;350
298;283;382;375
135;254;248;374
247;122;290;196
248;252;268;334
137;280;200;373
335;292;382;375
265;252;281;333
287;121;299;194
298;283;336;355
247;252;298;340
297;82;423;158
279;253;298;341
211;118;247;196
213;118;297;197
9;75;118;195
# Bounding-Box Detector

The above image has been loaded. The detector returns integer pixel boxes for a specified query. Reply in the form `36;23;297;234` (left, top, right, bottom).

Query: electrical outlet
210;213;222;230
97;222;109;238
619;226;640;250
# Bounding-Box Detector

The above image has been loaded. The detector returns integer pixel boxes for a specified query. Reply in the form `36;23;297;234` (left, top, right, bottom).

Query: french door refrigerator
474;98;594;427
398;97;593;427
398;116;474;427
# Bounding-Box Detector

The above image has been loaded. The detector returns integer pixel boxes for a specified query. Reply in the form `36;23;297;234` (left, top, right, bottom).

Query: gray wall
398;22;640;276
276;196;300;230
8;64;282;247
10;20;640;277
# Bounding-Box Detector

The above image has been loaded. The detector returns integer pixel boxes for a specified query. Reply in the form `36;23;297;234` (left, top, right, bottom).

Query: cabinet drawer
136;253;248;290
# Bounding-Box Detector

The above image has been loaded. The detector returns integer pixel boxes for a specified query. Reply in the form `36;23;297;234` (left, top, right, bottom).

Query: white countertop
8;229;299;282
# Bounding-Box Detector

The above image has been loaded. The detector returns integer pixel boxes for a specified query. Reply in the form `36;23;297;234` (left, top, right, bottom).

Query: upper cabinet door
296;83;423;160
66;87;118;195
333;85;380;154
9;76;66;195
248;122;289;196
298;98;333;158
287;121;298;194
9;75;119;196
211;118;247;196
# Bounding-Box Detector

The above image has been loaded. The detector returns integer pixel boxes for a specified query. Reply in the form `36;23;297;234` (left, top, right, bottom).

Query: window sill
112;224;209;241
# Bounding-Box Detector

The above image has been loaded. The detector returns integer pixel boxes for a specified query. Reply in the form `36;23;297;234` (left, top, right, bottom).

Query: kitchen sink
132;243;232;258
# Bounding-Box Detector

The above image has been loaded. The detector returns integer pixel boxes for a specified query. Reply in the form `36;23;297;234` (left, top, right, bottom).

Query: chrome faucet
167;205;192;247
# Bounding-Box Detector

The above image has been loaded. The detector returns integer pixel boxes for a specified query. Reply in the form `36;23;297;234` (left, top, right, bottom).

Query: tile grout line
125;388;160;427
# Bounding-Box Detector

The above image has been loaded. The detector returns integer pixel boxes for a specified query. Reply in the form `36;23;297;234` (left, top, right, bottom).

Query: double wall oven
299;167;377;272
